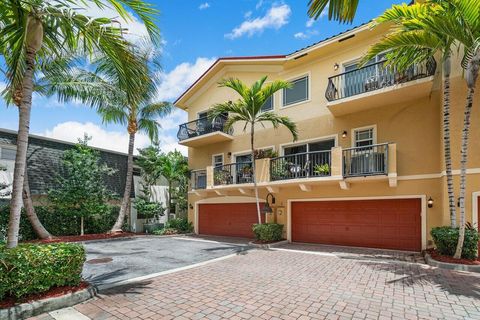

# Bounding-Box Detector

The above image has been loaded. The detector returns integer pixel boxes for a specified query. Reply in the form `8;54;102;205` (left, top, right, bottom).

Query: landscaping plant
431;226;479;260
209;77;298;224
252;223;284;242
0;242;85;300
48;136;117;236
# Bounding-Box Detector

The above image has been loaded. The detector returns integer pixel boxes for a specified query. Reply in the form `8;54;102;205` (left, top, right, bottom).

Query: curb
425;253;480;273
0;286;96;320
248;240;289;249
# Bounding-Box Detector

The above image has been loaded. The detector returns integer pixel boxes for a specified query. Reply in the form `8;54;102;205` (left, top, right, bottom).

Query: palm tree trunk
80;216;84;236
454;56;479;259
251;123;262;225
23;168;52;239
6;49;36;248
167;180;172;221
442;57;456;227
111;132;135;232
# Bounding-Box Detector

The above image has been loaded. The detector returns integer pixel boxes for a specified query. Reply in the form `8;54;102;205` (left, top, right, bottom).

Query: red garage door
199;203;263;238
292;199;422;251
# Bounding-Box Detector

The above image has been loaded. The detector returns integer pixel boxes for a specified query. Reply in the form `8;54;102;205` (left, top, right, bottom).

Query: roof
174;21;373;106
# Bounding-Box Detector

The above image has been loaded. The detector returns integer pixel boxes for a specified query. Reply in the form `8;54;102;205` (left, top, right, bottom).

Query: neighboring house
175;20;480;252
0;128;170;232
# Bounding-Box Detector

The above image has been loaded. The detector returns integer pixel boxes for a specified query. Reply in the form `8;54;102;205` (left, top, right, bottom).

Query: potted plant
314;163;330;176
270;159;289;180
214;170;232;185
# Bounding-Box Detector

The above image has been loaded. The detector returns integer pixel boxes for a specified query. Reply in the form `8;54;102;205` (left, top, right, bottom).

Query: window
212;154;224;168
283;76;309;106
354;128;375;148
283;139;335;155
235;154;252;163
0;147;16;161
260;96;273;112
198;111;208;119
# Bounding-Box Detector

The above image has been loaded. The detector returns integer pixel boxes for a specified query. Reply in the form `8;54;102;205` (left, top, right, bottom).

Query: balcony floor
179;131;233;147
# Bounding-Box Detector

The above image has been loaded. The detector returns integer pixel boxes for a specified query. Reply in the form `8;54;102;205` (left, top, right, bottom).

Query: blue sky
0;0;404;154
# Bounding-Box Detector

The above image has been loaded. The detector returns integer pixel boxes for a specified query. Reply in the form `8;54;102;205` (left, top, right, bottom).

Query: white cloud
306;18;315;28
156;57;217;102
320;4;329;18
255;0;264;10
199;2;210;10
225;4;291;39
244;11;252;19
293;29;319;40
41;122;152;155
158;109;187;132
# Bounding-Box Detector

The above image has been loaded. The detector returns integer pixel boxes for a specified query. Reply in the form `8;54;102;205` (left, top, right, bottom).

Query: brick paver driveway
32;244;480;320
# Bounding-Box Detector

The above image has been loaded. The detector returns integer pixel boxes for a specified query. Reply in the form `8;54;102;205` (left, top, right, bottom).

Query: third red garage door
291;199;421;251
199;203;263;238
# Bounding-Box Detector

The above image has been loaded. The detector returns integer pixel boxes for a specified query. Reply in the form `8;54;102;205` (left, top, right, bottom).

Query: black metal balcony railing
325;57;437;101
191;169;207;189
213;162;253;186
343;143;389;178
177;115;232;141
270;150;331;181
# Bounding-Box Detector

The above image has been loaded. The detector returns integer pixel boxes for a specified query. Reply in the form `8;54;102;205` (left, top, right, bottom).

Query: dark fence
213;162;253;186
177;115;232;141
270;150;331;181
343;143;389;177
325;57;436;101
191;169;207;189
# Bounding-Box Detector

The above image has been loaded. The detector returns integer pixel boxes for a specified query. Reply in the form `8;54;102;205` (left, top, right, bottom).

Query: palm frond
308;0;359;23
256;112;298;141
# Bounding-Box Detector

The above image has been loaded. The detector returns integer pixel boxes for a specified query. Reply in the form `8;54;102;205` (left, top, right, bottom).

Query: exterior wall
180;24;480;248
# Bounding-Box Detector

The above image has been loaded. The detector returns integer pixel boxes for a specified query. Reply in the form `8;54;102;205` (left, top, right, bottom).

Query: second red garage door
291;199;421;251
199;203;263;238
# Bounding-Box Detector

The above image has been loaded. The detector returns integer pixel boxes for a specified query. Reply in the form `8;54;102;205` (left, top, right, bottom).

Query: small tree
48;135;116;235
159;151;189;220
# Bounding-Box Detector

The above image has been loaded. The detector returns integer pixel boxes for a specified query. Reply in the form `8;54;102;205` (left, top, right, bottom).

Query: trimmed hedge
0;205;121;241
165;217;193;233
252;223;284;242
0;242;86;300
431;226;479;260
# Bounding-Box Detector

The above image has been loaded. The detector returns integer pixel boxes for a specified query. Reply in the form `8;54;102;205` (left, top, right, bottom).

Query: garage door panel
292;199;421;251
199;203;263;238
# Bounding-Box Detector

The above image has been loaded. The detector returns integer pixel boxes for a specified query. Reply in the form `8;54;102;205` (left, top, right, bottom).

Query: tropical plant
48;136;117;236
364;1;457;228
209;76;298;224
365;0;480;258
314;163;330;175
308;0;359;23
0;0;159;248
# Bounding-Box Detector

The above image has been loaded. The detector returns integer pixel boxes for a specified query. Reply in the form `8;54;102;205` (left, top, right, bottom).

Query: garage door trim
194;196;259;234
287;195;427;250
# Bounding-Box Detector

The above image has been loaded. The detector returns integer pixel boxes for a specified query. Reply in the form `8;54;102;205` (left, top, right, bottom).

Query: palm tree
209;76;298;224
159;151;189;220
0;0;159;248
308;0;359;23
45;50;172;233
363;2;458;227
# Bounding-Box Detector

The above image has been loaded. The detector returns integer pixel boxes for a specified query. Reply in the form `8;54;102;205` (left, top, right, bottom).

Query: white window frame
260;95;274;113
351;125;377;148
281;72;311;109
212;153;224;168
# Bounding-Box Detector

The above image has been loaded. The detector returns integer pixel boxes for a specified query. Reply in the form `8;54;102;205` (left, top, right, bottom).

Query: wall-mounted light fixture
342;130;348;139
334;63;339;71
227;152;232;158
262;193;276;215
189;203;193;210
457;197;461;207
427;197;434;208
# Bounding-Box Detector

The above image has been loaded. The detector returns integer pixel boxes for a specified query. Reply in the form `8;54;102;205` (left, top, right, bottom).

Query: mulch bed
426;249;480;265
0;281;89;309
26;232;143;244
252;239;284;244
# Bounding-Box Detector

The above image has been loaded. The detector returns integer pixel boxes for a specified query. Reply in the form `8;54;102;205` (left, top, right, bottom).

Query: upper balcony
325;58;437;116
177;115;233;147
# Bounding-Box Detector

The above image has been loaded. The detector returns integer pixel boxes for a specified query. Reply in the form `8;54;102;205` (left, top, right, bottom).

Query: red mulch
0;281;89;309
252;239;284;244
426;249;480;265
25;232;143;244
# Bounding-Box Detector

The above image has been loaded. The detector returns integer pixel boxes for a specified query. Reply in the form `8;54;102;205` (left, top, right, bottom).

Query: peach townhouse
174;20;480;252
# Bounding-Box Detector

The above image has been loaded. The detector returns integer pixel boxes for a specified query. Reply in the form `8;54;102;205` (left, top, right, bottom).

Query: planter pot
144;223;164;234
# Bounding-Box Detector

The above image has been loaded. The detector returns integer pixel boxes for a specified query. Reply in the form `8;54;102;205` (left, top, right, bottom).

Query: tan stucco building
174;21;480;252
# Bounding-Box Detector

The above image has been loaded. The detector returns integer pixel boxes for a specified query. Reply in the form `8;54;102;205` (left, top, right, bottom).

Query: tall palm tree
159;151;189;220
45;50;172;233
209;76;298;224
363;2;458;227
308;0;359;23
0;0;159;248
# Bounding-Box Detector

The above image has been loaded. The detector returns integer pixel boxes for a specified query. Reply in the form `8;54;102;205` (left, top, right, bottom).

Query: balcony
325;58;437;116
191;169;207;190
190;143;397;195
177;115;233;147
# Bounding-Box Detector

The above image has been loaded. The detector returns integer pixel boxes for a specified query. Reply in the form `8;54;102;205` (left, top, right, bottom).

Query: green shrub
252;223;284;242
165;217;193;233
153;228;179;236
0;242;85;300
431;226;479;260
0;205;122;241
